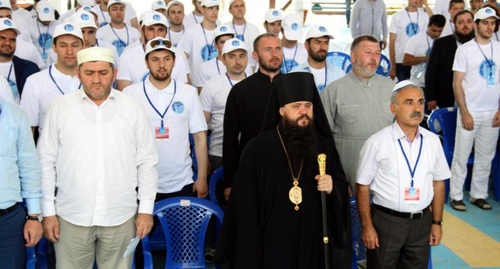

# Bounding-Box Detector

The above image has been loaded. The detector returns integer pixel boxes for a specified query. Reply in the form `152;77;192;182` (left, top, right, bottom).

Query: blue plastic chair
326;51;352;73
427;107;474;202
142;197;224;269
189;133;210;180
376;54;391;77
209;166;224;205
26;246;36;269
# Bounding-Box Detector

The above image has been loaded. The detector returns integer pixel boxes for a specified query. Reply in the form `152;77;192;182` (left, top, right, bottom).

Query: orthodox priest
214;72;352;269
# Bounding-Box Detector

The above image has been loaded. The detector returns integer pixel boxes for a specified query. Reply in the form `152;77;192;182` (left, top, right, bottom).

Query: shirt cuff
138;199;155;215
25;198;41;215
41;201;56;217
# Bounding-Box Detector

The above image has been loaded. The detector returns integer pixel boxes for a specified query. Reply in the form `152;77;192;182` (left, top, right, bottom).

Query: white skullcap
77;47;115;65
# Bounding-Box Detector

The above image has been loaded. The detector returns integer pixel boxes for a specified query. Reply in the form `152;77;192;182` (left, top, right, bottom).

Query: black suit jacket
13;56;40;97
425;34;458;108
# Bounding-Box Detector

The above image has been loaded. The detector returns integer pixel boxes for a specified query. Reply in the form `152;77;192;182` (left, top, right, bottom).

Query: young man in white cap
93;0;139;29
223;0;259;67
357;80;449;268
280;13;307;74
196;24;251;91
0;18;40;104
58;0;96;23
0;0;32;42
200;38;248;171
183;0;203;28
450;6;500;211
123;37;208;200
151;0;169;19
21;22;83;137
28;0;58;67
263;8;282;36
38;46;158;269
166;0;185;47
116;11;190;91
177;0;220;87
291;25;345;93
96;0;140;56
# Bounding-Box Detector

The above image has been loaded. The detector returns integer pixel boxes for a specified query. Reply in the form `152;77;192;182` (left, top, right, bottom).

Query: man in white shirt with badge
116;11;190;91
450;7;500;211
93;0;139;29
96;0;140;56
124;37;208;200
403;14;445;91
280;13;307;74
177;0;220;88
38;46;158;269
357;81;450;268
28;1;58;67
21;22;83;137
200;38;248;171
291;25;345;93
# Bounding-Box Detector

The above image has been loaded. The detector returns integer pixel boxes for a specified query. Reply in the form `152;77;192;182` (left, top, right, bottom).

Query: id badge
487;75;496;88
404;187;420;204
155;126;169;140
41;51;48;61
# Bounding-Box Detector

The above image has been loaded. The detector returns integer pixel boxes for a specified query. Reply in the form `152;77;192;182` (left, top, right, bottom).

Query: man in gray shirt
321;35;394;191
350;0;388;49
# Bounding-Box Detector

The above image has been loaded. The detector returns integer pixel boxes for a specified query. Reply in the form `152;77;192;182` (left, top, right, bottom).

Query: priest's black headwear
261;72;333;141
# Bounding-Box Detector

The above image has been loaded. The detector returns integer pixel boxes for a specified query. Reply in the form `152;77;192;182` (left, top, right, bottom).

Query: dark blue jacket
13;56;40;96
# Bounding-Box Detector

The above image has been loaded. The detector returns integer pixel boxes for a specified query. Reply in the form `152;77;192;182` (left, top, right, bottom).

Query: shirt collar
51;63;76;79
348;71;374;87
78;87;117;104
145;77;176;94
392;121;423;142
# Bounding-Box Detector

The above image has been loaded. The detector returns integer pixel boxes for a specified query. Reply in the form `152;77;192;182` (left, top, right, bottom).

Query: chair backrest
26;246;36;269
377;54;391;77
427;107;457;165
327;51;352;72
350;196;367;268
209;166;224;204
144;197;224;269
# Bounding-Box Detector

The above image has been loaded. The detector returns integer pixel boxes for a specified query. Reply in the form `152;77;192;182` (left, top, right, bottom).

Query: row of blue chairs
326;51;392;77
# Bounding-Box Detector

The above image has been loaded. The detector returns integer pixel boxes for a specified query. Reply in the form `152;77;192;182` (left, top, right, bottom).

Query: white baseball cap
151;0;167;11
0;18;20;35
305;25;333;40
474;6;499;21
77;47;115;65
141;11;168;28
166;0;184;12
201;0;220;7
214;25;235;40
282;13;302;41
53;22;84;42
0;0;12;10
77;0;96;6
265;9;282;23
228;0;243;8
222;38;247;54
37;1;56;22
107;0;126;9
72;10;98;29
144;37;176;58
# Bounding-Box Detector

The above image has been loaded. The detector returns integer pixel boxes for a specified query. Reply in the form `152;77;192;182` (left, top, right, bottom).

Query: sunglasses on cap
150;38;172;49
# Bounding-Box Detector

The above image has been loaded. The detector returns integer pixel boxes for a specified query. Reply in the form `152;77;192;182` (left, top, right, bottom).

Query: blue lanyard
216;59;221;75
193;13;199;24
143;80;177;130
425;34;431;52
200;23;214;49
49;65;81;95
110;23;129;46
99;5;108;25
283;44;298;73
322;65;327;89
36;21;50;54
397;135;424;187
7;62;13;82
476;40;494;77
405;8;419;34
225;72;247;87
232;21;246;41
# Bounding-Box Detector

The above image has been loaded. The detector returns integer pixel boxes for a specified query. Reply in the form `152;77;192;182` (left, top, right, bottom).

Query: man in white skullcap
38;46;158;269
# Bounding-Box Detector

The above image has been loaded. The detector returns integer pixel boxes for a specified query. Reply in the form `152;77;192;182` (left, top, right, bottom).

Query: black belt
0;203;19;217
373;204;429;220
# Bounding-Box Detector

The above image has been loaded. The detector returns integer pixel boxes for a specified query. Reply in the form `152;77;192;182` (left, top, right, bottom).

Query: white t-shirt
223;20;260;66
0;75;14;103
167;27;186;47
404;31;435;87
440;20;455;37
12;8;32;23
20;64;81;133
116;42;190;84
28;20;59;67
15;38;45;69
357;123;451;212
200;74;243;157
177;24;218;86
12;13;32;42
183;13;221;29
452;39;500;112
0;61;19;103
124;78;207;193
281;43;308;74
389;8;429;63
93;2;137;28
96;24;140;56
196;57;252;88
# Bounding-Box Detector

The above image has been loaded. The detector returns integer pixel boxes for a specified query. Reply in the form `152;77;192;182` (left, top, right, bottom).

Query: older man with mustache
321;34;395;192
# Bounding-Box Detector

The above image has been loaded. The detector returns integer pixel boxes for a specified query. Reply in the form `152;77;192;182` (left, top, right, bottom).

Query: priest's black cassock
214;73;352;269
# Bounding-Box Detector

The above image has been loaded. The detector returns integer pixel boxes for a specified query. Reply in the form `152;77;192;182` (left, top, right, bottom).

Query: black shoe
450;199;467;211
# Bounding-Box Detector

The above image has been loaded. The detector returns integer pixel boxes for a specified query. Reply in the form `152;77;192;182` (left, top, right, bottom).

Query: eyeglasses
150;38;172;49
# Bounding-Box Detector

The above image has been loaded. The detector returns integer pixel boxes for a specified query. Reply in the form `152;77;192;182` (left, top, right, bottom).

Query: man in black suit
425;10;474;111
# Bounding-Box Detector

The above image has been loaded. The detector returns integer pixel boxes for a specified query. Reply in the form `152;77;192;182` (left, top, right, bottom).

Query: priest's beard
455;31;475;44
280;114;318;176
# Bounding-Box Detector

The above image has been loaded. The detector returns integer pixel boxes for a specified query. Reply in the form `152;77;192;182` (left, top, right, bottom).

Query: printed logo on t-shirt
317;84;325;94
479;59;496;79
172;101;184;114
281;59;299;74
405;23;419;37
201;44;217;62
38;33;53;49
235;34;245;42
113;40;127;56
142;72;150;81
100;22;109;28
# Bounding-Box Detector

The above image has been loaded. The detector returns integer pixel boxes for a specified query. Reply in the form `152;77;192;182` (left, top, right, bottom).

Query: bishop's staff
318;153;330;269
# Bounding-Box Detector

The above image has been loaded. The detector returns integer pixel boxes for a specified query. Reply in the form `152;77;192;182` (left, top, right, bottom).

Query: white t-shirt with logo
96;24;140;56
389;8;429;63
281;42;308;74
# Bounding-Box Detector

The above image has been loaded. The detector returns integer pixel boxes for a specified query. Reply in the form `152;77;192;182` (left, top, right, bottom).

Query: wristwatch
431;220;442;226
26;215;42;222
